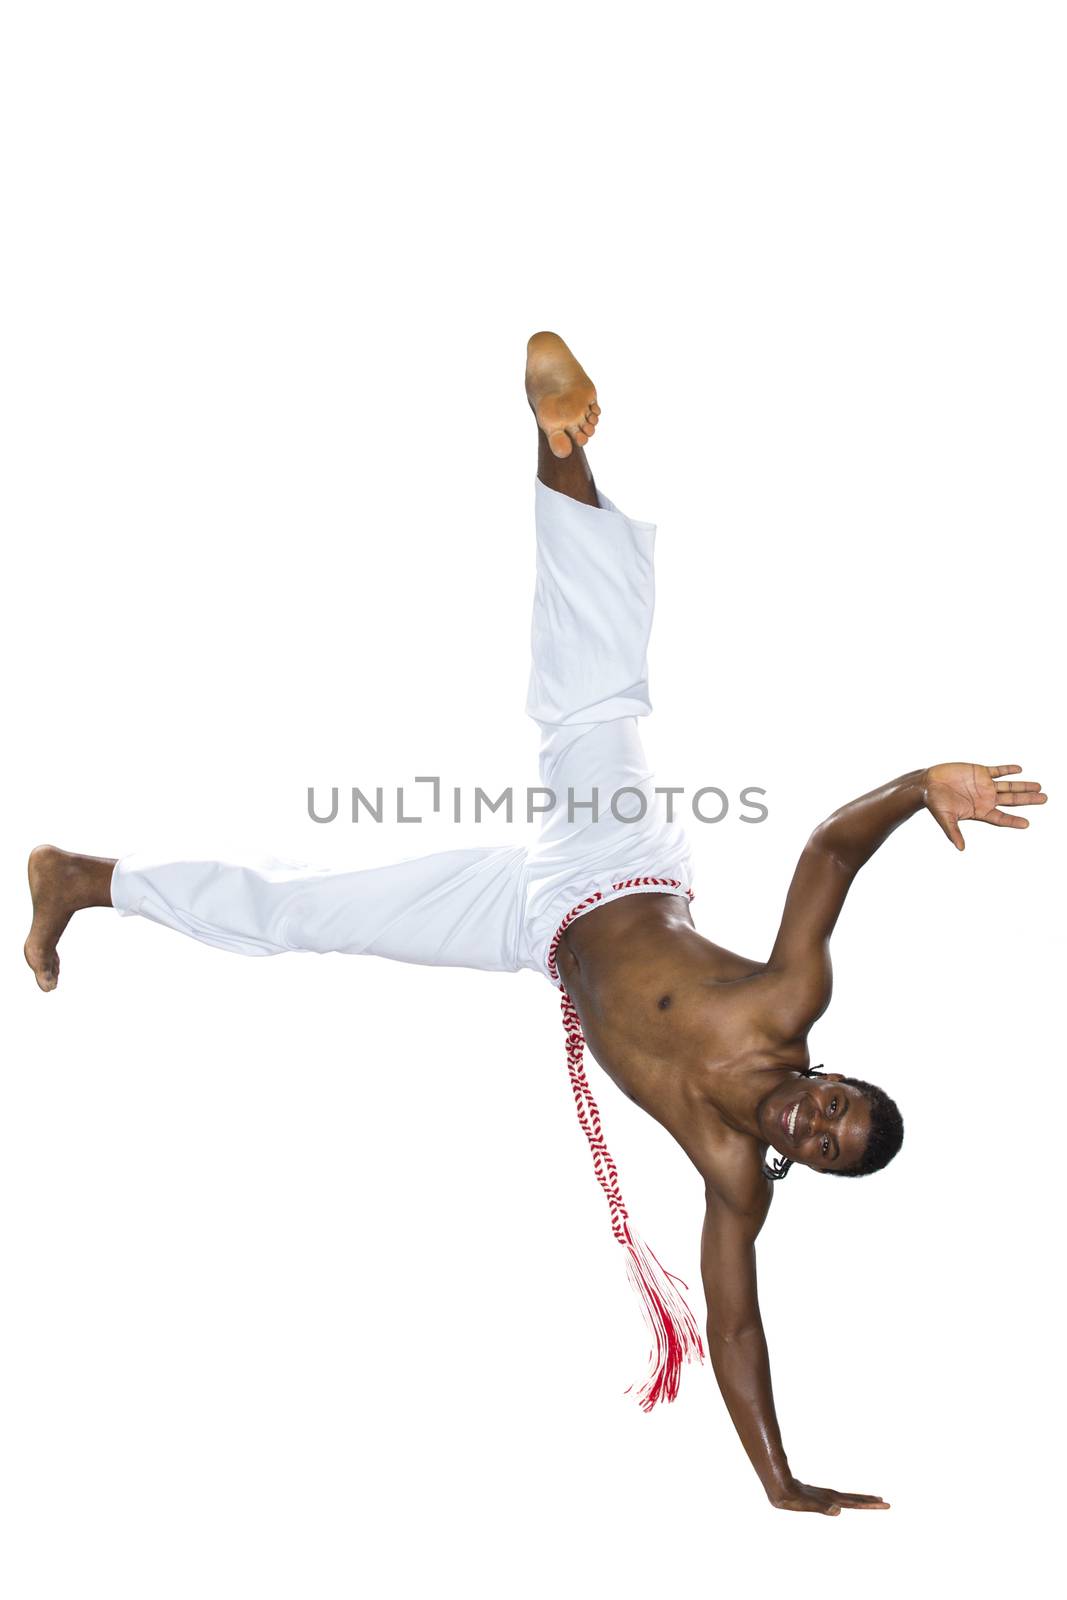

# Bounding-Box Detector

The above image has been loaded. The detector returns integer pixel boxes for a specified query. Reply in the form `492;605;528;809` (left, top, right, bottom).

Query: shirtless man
25;333;1047;1514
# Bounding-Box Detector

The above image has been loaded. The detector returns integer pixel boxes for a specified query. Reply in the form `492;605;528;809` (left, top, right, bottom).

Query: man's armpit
759;957;833;1041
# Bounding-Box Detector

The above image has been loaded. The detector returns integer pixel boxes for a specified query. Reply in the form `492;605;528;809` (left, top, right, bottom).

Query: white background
2;3;1064;1595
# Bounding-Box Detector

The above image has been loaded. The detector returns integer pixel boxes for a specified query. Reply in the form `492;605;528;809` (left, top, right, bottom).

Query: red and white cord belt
546;878;705;1411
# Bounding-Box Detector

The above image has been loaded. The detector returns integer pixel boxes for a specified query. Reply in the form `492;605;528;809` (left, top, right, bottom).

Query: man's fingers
781;1483;888;1514
987;808;1029;828
995;786;1047;804
988;764;1023;778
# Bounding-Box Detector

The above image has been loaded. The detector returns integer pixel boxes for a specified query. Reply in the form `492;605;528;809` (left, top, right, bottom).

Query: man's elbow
707;1318;761;1352
806;825;854;876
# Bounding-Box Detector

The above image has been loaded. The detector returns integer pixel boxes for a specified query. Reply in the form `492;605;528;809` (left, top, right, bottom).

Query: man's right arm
701;1185;889;1514
762;762;1044;1042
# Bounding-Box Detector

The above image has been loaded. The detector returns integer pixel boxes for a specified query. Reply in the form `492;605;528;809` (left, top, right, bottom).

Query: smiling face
760;1072;872;1173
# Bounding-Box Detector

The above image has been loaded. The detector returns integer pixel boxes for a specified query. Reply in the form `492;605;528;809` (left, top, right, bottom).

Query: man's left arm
700;1184;889;1514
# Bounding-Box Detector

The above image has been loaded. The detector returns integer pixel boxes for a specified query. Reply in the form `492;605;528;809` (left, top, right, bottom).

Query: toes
546;429;573;458
34;960;58;992
25;941;59;992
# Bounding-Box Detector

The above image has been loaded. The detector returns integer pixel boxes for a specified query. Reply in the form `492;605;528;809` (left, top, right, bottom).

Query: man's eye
828;1097;837;1114
821;1138;830;1156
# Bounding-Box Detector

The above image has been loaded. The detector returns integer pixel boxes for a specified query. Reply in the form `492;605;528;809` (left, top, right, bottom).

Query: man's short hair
834;1077;904;1177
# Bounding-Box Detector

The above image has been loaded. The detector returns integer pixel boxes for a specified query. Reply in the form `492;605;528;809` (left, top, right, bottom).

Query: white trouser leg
110;479;689;981
112;845;528;971
521;478;692;974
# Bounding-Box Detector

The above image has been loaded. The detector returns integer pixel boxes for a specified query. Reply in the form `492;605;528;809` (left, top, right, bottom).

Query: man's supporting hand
924;762;1047;851
769;1480;890;1515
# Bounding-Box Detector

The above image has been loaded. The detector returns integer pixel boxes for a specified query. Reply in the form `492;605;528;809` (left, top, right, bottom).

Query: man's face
763;1073;872;1173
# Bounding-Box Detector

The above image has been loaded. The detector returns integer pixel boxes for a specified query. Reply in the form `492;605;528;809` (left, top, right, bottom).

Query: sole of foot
525;331;601;459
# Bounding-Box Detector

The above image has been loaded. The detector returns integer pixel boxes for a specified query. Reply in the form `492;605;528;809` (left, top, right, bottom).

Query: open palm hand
924;762;1047;851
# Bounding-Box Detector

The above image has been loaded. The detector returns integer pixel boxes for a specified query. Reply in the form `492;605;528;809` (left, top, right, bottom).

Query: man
25;332;1046;1514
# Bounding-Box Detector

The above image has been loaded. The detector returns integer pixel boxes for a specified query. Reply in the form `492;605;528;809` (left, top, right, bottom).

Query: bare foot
25;845;115;992
525;332;600;459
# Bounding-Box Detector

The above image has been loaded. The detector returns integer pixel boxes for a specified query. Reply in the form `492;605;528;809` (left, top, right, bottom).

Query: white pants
112;479;694;984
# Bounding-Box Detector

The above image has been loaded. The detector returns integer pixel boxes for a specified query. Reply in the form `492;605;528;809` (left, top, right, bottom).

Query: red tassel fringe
621;1219;706;1411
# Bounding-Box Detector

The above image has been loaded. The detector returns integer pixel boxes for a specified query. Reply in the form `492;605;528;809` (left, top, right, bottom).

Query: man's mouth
780;1100;800;1143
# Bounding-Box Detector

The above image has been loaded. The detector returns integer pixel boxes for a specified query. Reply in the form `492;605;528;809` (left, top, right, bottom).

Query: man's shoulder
695;1120;773;1227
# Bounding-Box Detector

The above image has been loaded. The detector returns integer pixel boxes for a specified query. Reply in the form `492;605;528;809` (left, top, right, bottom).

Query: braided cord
546;877;705;1410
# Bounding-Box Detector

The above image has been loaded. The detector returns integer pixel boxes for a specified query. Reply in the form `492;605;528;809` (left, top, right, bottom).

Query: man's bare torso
557;892;810;1200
